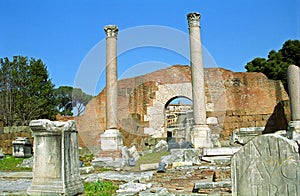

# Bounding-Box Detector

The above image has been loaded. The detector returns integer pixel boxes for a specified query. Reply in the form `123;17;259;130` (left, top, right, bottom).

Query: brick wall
205;68;289;139
77;65;290;147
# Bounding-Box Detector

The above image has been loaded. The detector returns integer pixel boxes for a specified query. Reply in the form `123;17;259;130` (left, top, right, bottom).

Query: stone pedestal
96;129;125;167
191;125;212;148
12;137;32;158
100;129;123;151
27;119;83;196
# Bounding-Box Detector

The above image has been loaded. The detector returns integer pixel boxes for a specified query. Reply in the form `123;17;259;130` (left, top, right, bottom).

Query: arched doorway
164;96;193;143
145;83;193;137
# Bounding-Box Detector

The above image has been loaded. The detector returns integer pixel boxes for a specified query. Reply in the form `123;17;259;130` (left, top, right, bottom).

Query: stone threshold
0;172;32;179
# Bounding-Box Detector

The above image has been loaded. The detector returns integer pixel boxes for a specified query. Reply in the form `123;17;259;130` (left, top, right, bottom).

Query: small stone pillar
12;137;32;158
99;25;123;158
187;12;212;148
287;64;300;140
27;119;83;195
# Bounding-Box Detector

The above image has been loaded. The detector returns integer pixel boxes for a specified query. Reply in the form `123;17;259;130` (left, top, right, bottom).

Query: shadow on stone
263;100;290;134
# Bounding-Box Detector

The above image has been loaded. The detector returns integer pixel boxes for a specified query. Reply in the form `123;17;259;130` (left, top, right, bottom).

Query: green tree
0;56;57;126
245;39;300;90
54;86;74;116
0;57;16;126
54;86;93;116
71;88;93;116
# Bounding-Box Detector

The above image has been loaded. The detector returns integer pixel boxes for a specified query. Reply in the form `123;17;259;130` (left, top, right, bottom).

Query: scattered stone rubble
153;140;168;153
1;136;299;195
161;148;202;165
117;181;152;195
83;171;154;183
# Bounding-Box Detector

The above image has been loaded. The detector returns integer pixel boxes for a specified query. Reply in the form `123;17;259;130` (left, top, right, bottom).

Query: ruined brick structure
76;65;290;148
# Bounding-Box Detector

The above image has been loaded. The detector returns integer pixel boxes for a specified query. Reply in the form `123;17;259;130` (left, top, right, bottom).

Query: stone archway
145;83;192;137
165;96;193;142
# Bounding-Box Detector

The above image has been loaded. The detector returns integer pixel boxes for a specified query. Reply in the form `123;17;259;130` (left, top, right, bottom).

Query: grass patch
0;155;32;171
131;151;170;171
138;151;170;164
84;180;118;196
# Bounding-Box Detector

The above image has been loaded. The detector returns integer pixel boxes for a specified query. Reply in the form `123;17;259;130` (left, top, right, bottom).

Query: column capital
104;25;119;38
187;12;201;27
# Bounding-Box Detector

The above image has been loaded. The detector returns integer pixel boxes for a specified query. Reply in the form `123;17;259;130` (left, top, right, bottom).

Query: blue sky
0;0;299;95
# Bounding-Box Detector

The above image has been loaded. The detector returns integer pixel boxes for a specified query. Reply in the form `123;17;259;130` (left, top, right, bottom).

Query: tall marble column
187;12;212;148
287;64;300;141
100;25;123;153
105;25;118;130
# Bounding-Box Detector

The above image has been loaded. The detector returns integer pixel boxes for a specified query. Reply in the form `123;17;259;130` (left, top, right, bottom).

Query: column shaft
188;13;206;125
287;65;300;121
105;25;118;129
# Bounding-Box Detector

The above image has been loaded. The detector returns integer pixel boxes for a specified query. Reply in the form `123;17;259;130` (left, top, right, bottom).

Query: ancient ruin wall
76;65;290;147
211;68;290;138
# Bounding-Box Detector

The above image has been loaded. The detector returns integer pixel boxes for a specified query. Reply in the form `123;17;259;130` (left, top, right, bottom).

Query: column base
100;129;123;151
96;129;126;168
27;179;83;196
287;121;300;142
191;125;213;148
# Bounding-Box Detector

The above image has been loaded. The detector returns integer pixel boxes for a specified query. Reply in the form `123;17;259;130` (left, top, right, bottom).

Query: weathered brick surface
76;65;290;147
